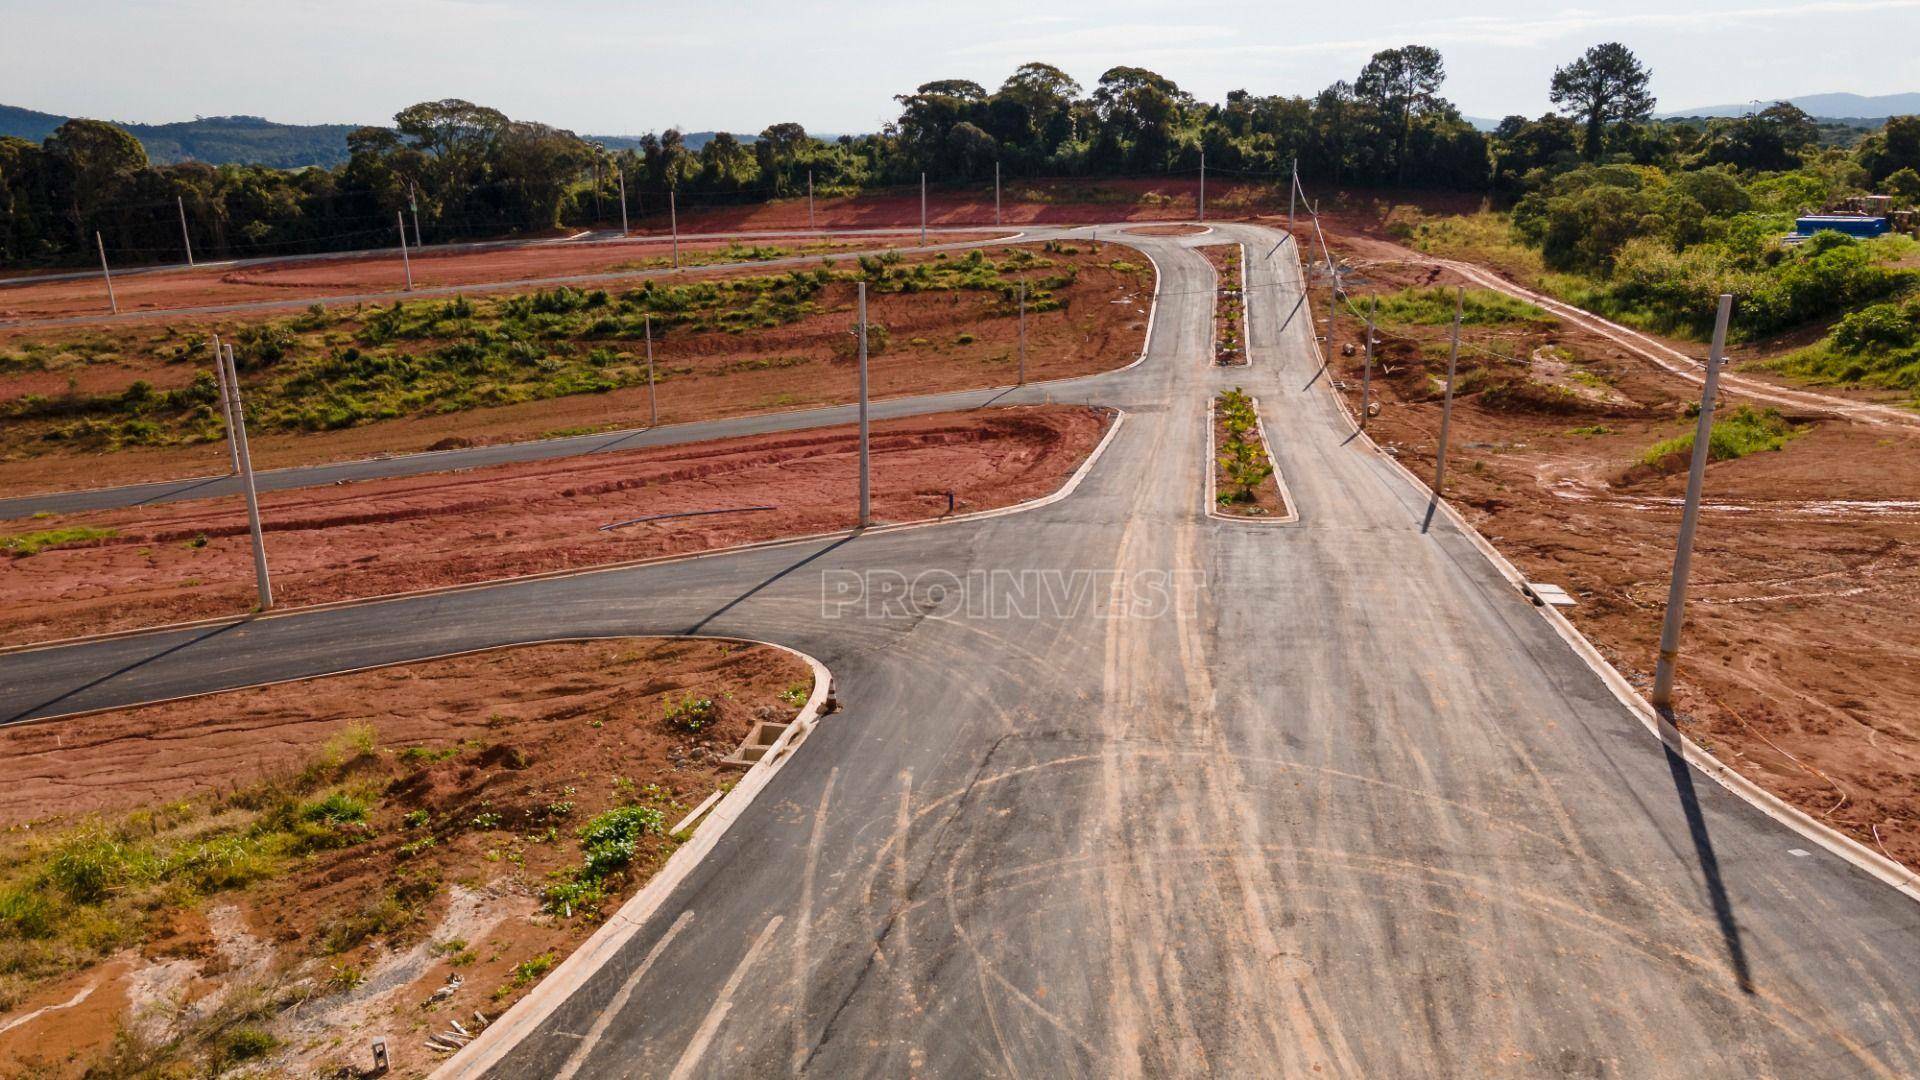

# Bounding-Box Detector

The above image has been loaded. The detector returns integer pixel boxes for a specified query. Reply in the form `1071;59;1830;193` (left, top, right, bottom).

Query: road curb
1203;394;1298;525
1293;231;1920;905
431;642;834;1079
0;408;1129;690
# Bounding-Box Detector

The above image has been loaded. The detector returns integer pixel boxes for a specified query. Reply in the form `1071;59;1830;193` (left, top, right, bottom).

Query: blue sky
4;0;1917;132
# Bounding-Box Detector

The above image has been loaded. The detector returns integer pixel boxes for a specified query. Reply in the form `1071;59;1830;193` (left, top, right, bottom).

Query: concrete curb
1203;395;1298;525
0;409;1129;691
1294;231;1920;905
432;643;835;1080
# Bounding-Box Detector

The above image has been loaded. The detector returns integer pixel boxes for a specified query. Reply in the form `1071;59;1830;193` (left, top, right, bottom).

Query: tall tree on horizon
1355;46;1446;184
1550;43;1656;160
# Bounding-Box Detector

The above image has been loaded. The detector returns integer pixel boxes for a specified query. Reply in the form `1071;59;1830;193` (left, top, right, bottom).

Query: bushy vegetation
1766;295;1920;397
1214;387;1273;504
3;248;1076;451
542;801;669;916
0;724;385;1012
1639;405;1801;466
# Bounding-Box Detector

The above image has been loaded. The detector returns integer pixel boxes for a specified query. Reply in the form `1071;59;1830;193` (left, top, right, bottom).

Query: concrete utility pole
1288;158;1297;239
856;281;871;528
920;172;927;245
994;161;1001;227
807;170;815;229
1017;281;1027;385
617;169;629;235
210;333;240;474
1198;151;1206;223
1432;286;1463;496
221;343;273;611
1360;297;1377;428
1652;294;1735;712
177;196;194;266
409;183;422;248
397;212;413;290
96;232;118;314
644;314;658;426
670;189;679;269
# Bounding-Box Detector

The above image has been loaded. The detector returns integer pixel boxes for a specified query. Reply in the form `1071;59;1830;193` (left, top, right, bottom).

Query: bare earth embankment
0;637;811;1078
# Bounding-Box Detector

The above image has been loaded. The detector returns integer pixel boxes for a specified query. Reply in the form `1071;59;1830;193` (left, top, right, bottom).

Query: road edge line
432;644;834;1079
1294;233;1920;906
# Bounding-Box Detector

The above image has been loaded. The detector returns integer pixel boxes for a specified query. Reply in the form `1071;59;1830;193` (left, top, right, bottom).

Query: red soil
1211;400;1287;519
0;638;810;1078
0;244;1150;496
1316;224;1920;873
0;231;1008;324
0;405;1109;647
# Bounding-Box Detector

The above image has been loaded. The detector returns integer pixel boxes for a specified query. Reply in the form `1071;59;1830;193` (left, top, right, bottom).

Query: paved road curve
3;226;1917;1077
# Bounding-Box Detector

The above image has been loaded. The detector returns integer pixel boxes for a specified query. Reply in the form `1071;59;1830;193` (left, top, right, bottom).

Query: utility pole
1288;158;1297;239
592;160;603;222
178;196;194;266
1198;151;1206;223
221;343;273;611
644;314;658;426
994;161;1001;226
617;168;629;235
807;170;815;229
1017;281;1027;385
210;333;240;474
670;189;679;269
409;182;422;248
1360;297;1378;428
920;172;927;245
1432;286;1463;496
1652;294;1735;712
397;211;413;290
96;232;118;314
856;281;871;528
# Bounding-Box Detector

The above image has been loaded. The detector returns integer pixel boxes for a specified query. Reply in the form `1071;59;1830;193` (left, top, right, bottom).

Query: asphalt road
3;226;1917;1077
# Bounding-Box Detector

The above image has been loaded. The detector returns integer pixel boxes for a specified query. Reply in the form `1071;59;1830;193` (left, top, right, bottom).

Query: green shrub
662;693;717;732
1640;405;1799;466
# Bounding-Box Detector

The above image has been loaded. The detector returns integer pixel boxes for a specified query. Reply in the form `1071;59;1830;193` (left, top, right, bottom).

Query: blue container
1795;215;1890;239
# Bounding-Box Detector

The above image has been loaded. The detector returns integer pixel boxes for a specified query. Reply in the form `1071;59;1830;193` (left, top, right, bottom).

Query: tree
1355;46;1446;183
1092;67;1190;170
1858;115;1920;184
1549;43;1655;160
44;118;148;244
1698;102;1818;172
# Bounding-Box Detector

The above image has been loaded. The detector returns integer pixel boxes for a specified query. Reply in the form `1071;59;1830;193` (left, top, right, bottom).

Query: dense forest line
2;42;1917;273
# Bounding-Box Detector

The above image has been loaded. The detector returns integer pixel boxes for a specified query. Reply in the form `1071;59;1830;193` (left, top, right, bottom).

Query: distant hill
1660;92;1920;120
588;131;745;152
0;103;356;167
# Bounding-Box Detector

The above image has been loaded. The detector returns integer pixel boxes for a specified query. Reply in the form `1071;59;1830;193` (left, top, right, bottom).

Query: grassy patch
1369;286;1554;327
1;525;117;557
0;735;387;1010
1764;296;1920;397
542;801;671;917
1639;405;1801;466
4;246;1094;453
